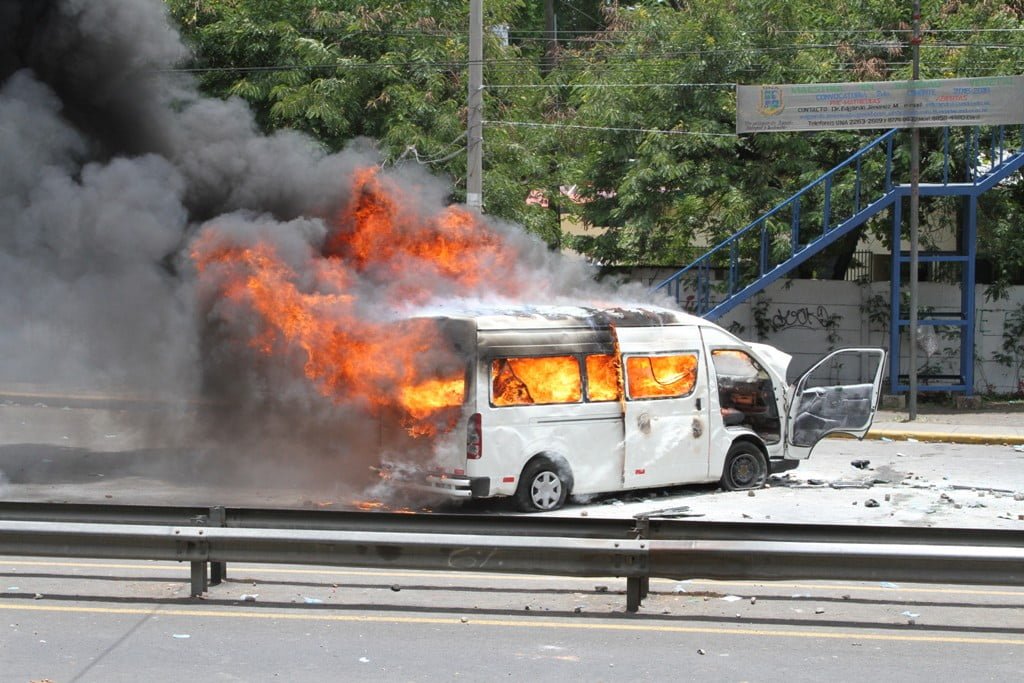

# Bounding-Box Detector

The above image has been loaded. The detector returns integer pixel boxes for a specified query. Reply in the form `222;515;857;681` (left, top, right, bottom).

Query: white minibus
406;305;885;512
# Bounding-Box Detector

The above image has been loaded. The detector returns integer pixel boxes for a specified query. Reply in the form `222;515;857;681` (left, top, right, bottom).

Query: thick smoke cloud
0;0;653;501
0;0;375;396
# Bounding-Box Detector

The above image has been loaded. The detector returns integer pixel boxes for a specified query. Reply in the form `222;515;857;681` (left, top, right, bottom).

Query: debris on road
831;480;873;489
851;459;871;469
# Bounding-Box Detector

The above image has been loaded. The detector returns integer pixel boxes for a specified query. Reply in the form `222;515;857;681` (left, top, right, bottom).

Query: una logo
758;86;784;116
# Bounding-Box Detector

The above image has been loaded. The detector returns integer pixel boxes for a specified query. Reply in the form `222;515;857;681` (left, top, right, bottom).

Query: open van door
785;348;886;459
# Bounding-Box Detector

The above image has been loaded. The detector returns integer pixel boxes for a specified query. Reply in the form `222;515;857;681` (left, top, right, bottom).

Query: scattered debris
172;634;190;639
850;459;870;469
573;606;583;614
391;584;401;592
359;657;370;663
806;478;825;486
302;597;323;604
880;582;899;589
864;499;880;508
240;594;258;602
815;608;825;614
901;611;920;618
750;597;757;605
831;480;873;489
747;491;755;497
33;593;43;600
595;585;609;593
721;595;742;602
460;616;469;623
697;649;706;655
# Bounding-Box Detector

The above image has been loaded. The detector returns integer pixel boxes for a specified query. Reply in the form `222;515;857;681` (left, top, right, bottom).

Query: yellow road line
4;559;1024;597
0;602;1021;646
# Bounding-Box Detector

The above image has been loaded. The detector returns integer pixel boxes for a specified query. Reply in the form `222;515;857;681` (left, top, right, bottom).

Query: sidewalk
866;403;1024;445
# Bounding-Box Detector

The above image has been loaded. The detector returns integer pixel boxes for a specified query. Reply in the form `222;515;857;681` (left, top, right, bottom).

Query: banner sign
736;76;1024;134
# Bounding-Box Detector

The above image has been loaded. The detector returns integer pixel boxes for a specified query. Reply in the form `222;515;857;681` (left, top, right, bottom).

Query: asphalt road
1;396;1023;681
2;559;1022;682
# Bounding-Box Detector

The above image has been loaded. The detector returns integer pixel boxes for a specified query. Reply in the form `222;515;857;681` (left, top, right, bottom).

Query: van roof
412;303;713;330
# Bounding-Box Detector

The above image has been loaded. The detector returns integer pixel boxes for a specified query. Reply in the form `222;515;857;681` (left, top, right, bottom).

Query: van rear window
625;353;698;399
491;356;582;406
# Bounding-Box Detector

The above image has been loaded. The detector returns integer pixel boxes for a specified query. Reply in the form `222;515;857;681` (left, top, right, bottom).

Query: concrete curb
833;429;1024;446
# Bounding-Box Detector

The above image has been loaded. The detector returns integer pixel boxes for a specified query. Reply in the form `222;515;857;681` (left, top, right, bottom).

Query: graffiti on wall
770;305;838;331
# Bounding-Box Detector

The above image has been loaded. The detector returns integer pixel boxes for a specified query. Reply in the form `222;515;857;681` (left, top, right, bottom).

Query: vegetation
165;0;1024;290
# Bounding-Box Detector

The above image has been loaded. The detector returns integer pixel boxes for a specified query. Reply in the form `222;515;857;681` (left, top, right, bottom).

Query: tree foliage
165;0;1024;289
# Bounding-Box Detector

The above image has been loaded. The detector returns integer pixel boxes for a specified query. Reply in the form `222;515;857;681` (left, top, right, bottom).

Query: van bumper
423;473;491;498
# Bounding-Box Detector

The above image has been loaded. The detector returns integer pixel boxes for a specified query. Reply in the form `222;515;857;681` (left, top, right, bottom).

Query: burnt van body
413;305;884;512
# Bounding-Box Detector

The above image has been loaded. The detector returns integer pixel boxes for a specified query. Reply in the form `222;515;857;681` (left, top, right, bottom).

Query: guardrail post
209;506;227;585
626;577;643;612
190;561;208;597
626;517;651;612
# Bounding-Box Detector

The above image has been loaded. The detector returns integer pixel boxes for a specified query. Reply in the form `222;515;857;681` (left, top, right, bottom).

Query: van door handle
696;398;702;411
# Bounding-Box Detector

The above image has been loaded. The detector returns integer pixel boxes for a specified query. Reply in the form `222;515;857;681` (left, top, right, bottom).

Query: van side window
584;354;622;402
625;353;698;400
711;348;780;443
491;356;582;406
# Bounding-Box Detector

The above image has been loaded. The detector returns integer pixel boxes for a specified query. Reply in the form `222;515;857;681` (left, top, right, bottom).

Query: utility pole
908;0;921;420
542;0;557;75
466;0;483;211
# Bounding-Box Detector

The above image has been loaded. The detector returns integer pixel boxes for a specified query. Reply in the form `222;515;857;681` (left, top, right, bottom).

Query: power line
485;82;735;89
484;120;735;137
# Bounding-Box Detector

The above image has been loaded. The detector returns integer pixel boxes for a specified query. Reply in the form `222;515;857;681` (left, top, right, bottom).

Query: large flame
491;356;583;406
191;168;520;436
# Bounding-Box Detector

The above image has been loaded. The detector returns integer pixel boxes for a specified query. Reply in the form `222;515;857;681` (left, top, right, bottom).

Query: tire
720;441;768;491
514;456;572;512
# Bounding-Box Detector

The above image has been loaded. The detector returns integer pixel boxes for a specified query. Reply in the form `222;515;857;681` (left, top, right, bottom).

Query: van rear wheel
720;441;767;491
515;456;572;512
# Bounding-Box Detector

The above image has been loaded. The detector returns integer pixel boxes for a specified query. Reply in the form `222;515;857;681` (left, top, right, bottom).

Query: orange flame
625;354;698;399
491;356;583;406
191;168;521;436
584;354;623;401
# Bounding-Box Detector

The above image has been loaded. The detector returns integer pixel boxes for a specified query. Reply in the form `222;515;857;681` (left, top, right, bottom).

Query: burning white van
403;305;884;512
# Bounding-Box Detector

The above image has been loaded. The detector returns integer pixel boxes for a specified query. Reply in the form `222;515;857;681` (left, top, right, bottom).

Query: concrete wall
631;269;1024;394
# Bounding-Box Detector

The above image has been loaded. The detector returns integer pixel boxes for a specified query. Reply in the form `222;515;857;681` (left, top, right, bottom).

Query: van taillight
466;413;482;460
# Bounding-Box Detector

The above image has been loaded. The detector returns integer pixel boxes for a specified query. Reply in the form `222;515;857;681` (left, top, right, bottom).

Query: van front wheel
720;442;767;491
515;456;572;512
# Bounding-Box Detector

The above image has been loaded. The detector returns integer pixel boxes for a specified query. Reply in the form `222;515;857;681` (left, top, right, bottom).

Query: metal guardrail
0;502;1022;612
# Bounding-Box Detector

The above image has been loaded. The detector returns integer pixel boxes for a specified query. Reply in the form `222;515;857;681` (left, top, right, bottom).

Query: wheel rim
530;471;562;510
731;453;762;487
